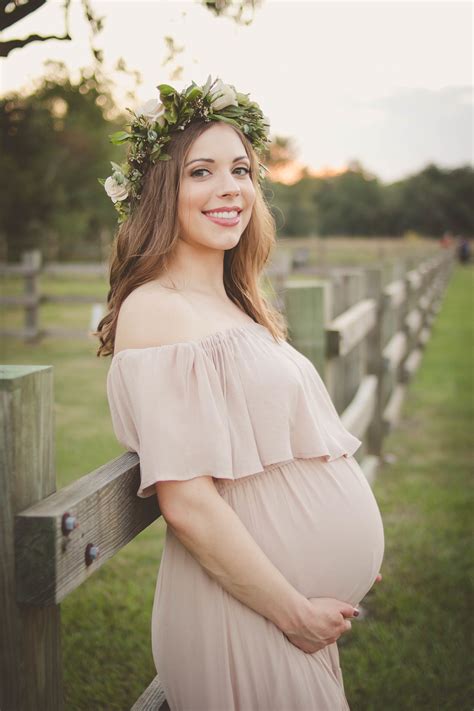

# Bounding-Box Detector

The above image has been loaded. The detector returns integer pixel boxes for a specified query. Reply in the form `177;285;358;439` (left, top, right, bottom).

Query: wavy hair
95;119;287;357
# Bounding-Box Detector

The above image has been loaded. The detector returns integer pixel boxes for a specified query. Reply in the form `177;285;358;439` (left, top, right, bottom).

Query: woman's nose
218;174;241;196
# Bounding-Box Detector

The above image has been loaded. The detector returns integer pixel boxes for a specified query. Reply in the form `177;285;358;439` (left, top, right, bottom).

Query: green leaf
235;92;250;105
185;86;202;101
158;153;172;161
110;161;124;175
219;106;242;117
108;130;131;145
157;84;176;97
210;115;240;129
97;178;106;186
164;105;177;123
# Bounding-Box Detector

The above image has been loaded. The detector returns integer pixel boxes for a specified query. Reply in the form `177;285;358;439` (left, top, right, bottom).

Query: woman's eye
191;166;251;177
235;166;251;176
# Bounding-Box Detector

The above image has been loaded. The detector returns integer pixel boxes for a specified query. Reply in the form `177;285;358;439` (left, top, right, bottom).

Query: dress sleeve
106;343;233;498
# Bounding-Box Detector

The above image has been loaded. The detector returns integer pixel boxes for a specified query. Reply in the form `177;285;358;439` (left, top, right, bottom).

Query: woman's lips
202;212;241;227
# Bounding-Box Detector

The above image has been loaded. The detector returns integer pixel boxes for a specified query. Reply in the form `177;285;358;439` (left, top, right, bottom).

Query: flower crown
99;75;271;224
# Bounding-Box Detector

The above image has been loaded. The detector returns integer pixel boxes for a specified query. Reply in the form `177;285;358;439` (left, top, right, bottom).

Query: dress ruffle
106;322;362;498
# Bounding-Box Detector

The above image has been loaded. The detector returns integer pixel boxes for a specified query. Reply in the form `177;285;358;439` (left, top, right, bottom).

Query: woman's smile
202;210;242;227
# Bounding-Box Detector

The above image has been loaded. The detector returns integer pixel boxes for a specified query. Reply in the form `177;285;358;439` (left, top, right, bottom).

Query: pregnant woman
100;76;385;710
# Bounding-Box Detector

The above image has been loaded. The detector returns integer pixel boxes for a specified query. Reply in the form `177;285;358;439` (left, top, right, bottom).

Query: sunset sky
1;0;472;184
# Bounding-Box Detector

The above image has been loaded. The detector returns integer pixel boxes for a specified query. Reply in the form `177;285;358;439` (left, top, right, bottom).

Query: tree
0;0;263;59
0;62;124;260
314;166;385;236
386;163;474;237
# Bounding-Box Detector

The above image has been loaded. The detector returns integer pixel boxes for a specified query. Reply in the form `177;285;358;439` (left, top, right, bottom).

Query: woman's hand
283;597;358;654
284;571;383;654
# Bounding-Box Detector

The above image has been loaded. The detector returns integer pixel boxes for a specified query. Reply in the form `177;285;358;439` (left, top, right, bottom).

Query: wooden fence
0;249;108;341
0;249;454;710
0;237;440;343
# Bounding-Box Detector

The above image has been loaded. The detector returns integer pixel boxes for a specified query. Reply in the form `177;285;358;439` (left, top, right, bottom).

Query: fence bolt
61;512;78;535
85;543;99;566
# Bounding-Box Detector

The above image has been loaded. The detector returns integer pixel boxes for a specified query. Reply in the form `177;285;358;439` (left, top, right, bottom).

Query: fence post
364;265;385;457
284;279;331;375
325;268;365;413
21;249;42;343
0;365;64;711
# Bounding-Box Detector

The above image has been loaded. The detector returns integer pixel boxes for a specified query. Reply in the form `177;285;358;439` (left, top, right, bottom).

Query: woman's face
177;123;256;250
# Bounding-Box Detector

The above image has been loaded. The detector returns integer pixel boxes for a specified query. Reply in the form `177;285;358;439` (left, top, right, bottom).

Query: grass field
2;250;471;709
340;262;473;711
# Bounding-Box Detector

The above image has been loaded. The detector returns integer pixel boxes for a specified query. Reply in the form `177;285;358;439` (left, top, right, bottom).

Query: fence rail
0;248;454;710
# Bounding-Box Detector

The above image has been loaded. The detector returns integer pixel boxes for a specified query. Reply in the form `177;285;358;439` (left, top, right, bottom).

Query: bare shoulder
114;283;193;354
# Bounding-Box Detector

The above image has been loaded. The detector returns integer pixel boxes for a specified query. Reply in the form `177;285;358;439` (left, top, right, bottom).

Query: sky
1;0;472;183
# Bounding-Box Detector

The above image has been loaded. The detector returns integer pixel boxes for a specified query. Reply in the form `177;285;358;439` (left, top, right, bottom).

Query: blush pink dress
106;321;385;711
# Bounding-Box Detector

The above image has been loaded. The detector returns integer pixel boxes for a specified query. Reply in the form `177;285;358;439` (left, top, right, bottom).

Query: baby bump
216;456;385;607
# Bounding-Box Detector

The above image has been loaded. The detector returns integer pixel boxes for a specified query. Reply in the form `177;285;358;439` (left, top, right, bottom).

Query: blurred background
0;0;472;263
1;2;472;710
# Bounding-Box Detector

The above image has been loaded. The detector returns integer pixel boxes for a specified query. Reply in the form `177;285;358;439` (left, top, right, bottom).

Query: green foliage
384;164;474;237
0;65;126;261
265;163;474;239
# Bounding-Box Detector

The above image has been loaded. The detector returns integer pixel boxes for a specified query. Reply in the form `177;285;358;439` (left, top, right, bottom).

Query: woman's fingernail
353;609;360;617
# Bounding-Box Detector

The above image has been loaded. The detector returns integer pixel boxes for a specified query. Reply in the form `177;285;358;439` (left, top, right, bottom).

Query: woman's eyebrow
184;155;249;167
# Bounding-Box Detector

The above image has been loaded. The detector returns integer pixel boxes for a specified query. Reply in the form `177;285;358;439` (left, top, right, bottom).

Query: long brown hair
95;119;287;357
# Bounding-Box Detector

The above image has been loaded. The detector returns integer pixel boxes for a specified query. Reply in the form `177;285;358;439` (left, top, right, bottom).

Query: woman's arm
159;475;313;635
113;292;333;635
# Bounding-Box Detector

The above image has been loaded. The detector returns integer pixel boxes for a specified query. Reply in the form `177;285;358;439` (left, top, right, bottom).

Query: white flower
209;79;238;111
201;74;213;98
136;98;166;127
104;175;130;203
262;114;271;134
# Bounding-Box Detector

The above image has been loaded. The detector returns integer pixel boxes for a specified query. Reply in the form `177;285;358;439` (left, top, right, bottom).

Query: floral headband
99;75;271;223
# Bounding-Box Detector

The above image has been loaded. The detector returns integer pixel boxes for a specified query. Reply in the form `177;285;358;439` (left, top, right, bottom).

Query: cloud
321;86;473;182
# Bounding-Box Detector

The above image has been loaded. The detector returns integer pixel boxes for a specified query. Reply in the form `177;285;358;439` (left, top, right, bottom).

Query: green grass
2;252;471;709
340;263;473;711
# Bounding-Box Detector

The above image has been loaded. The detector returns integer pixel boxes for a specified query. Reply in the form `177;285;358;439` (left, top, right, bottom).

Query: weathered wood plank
406;268;423;291
15;452;162;606
405;308;423;336
382;383;407;432
0;294;39;307
326;298;377;357
1;365;64;711
402;348;423;382
285;279;331;372
383;279;406;309
382;331;408;372
364;266;385;458
340;374;378;440
42;294;106;304
131;675;169;711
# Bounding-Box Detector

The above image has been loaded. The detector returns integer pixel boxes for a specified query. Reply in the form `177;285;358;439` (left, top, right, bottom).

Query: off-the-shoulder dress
107;321;385;710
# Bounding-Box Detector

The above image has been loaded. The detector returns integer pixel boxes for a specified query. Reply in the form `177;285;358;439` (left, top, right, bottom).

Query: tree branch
0;32;71;57
0;0;47;32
